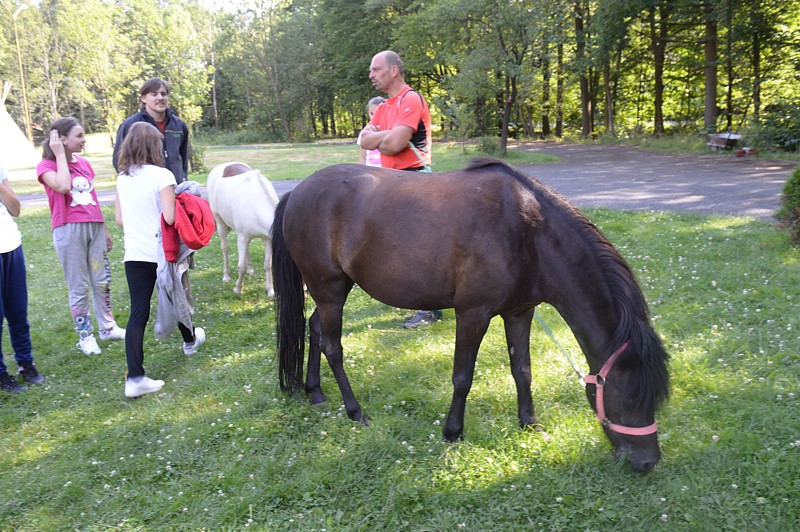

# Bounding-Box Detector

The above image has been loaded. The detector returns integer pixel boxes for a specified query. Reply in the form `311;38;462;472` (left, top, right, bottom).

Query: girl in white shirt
114;123;204;398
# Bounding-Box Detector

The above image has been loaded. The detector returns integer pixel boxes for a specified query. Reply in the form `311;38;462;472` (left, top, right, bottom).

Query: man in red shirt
360;51;431;171
359;50;439;328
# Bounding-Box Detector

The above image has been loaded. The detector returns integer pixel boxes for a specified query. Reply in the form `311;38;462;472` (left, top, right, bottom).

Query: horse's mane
466;158;670;410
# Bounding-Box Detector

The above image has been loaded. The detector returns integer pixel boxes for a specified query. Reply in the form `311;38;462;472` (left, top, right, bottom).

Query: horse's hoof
233;287;242;295
522;422;550;440
352;411;370;426
443;430;462;443
308;390;328;405
266;289;275;298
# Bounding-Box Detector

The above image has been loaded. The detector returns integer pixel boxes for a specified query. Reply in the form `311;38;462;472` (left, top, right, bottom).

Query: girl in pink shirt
37;117;125;355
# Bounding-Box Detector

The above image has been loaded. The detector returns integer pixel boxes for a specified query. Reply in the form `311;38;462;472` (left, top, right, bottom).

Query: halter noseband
583;340;659;436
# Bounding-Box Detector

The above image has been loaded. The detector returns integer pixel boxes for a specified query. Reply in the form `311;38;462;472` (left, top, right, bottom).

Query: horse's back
287;162;527;223
208;162;278;236
283;162;539;309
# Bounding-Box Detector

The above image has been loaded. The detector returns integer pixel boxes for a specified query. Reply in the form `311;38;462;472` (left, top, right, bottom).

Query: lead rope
533;309;585;386
408;142;432;172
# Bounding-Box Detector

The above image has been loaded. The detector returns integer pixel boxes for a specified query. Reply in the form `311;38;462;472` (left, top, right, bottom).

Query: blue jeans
0;245;33;374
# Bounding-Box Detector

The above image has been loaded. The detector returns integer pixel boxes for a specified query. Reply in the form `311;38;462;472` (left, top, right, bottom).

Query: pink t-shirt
37;156;105;229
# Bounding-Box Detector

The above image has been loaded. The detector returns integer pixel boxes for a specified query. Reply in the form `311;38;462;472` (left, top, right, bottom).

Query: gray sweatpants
52;222;117;339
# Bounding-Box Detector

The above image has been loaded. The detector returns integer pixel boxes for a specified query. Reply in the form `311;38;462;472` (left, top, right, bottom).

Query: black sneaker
19;364;45;385
403;310;443;329
0;371;28;393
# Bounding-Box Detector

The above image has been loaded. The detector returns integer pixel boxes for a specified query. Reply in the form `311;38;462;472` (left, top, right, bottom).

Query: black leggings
124;261;193;378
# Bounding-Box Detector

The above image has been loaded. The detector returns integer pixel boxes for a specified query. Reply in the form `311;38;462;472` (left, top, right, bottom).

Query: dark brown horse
272;158;669;472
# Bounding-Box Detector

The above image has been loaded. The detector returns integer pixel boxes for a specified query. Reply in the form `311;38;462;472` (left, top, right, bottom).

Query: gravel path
514;142;795;220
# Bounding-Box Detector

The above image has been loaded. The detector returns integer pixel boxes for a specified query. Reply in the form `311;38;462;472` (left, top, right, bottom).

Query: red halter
583;340;659;436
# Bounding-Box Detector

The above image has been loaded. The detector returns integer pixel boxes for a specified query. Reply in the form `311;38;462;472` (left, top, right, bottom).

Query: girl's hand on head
49;130;66;157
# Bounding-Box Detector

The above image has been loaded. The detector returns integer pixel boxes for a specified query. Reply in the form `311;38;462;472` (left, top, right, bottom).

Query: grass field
1;143;798;530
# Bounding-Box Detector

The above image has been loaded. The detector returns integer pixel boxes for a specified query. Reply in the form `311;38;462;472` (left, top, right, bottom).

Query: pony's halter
583;340;659;437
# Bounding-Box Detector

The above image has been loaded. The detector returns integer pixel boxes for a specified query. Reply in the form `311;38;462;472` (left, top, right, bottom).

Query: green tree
115;0;210;130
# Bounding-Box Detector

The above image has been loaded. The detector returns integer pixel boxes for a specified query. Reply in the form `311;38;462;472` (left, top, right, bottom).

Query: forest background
1;0;800;157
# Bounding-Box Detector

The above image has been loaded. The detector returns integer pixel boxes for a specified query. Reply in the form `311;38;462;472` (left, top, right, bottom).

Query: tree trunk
603;61;614;137
752;33;761;120
541;53;551;138
266;54;293;142
556;42;564;138
703;4;718;133
724;3;734;130
648;6;668;136
575;4;592;137
211;51;219;129
256;9;293;142
499;75;516;156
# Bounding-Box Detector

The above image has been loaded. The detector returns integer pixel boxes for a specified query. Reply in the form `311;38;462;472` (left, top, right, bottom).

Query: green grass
1;151;799;529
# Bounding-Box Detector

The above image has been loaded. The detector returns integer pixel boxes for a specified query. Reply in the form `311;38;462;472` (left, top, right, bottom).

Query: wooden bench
707;132;741;150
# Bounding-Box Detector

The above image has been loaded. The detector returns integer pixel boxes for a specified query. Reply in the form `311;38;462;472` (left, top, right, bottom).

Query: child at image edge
0;164;45;393
115;122;205;398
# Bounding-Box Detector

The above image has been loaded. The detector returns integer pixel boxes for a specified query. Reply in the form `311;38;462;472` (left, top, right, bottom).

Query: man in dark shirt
113;77;190;183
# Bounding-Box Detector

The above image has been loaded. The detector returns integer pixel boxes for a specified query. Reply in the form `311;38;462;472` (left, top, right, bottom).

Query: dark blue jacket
113;108;190;183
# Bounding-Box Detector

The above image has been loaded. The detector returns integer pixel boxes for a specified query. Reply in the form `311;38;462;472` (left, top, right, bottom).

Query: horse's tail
271;192;306;393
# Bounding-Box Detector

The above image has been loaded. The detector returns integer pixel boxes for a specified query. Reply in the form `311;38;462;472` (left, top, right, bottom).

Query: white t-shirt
0;166;22;254
116;165;176;263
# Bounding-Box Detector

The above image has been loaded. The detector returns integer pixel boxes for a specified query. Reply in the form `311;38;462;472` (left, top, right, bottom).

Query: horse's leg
263;236;274;298
217;217;233;284
305;308;327;404
245;245;255;276
234;233;250;294
315;281;367;423
502;309;541;431
444;309;491;442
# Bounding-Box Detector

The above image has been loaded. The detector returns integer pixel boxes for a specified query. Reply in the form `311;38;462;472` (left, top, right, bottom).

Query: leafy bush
193;127;283;146
189;143;207;173
477;135;500;155
777;166;800;244
748;99;800;153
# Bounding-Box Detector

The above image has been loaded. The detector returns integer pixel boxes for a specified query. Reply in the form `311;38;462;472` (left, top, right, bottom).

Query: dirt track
514;142;795;220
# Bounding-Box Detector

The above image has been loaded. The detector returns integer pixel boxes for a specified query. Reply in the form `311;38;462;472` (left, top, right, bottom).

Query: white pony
207;162;279;296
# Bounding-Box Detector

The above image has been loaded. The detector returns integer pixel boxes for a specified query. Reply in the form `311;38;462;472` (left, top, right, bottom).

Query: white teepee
1;81;37;170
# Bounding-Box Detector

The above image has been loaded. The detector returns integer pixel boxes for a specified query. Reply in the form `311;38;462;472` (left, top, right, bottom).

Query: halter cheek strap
583;340;659;437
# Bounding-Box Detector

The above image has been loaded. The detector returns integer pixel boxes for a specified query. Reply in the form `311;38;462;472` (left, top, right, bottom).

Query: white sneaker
77;335;102;355
125;376;165;398
99;325;126;341
183;327;206;355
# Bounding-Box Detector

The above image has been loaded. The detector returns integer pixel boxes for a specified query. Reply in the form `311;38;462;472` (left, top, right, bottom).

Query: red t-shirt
370;85;432;170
